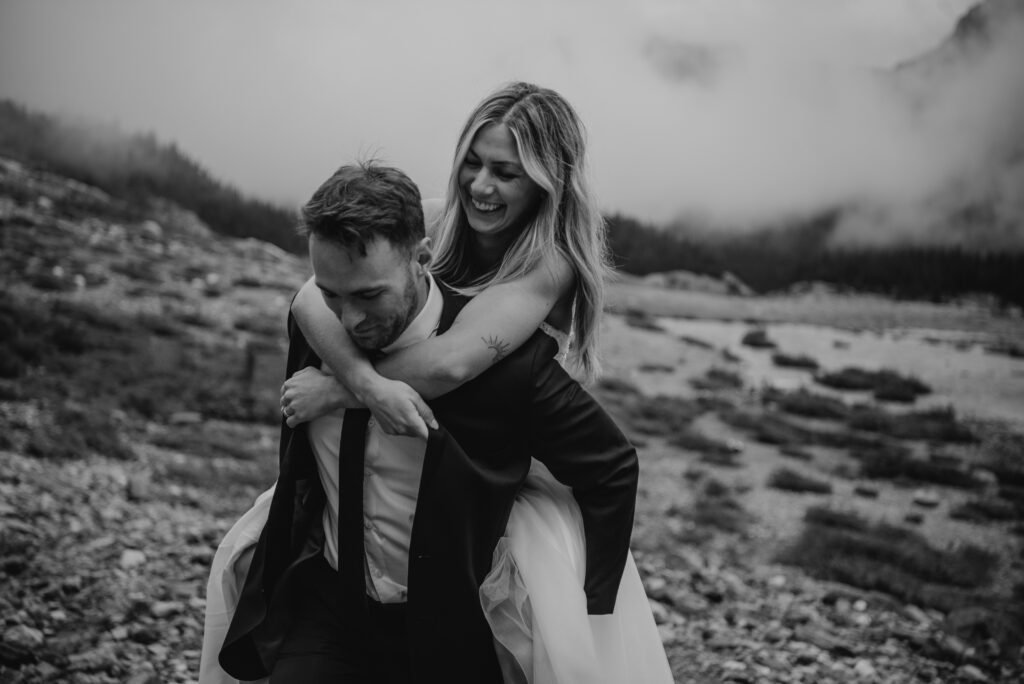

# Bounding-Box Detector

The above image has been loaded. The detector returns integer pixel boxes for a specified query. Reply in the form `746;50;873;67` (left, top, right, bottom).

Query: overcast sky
0;0;991;228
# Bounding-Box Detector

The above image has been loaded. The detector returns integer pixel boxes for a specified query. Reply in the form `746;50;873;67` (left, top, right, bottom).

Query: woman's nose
470;168;494;196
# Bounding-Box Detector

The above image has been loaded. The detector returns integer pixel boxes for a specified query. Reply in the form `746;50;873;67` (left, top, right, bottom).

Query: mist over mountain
651;0;1023;253
828;0;1024;250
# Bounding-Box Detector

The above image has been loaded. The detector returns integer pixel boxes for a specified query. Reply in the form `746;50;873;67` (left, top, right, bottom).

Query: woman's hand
361;376;438;440
280;367;348;428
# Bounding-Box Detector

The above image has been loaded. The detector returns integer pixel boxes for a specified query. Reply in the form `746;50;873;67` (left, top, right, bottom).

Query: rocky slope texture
2;155;1023;683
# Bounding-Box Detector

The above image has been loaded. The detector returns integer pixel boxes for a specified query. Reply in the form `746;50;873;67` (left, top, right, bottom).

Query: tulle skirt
198;486;274;684
480;460;672;684
199;464;672;684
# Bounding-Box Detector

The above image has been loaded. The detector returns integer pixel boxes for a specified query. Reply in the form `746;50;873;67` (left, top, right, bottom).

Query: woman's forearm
292;248;572;402
292;277;383;402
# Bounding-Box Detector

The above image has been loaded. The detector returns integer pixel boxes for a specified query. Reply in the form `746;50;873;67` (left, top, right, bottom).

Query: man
218;162;638;682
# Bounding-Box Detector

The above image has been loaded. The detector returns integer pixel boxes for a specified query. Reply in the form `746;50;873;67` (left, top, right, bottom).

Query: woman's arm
378;251;573;389
287;250;573;431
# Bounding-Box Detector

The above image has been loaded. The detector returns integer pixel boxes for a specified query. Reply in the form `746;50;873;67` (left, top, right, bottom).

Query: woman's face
458;123;544;247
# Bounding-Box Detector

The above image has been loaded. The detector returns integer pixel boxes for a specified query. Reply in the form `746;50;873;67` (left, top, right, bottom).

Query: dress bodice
539;321;571;367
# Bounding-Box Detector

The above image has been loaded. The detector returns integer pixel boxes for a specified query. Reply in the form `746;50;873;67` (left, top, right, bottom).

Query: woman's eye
463;158;480;168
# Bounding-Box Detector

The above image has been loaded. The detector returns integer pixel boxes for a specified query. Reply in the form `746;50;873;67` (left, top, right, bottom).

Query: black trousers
269;555;412;683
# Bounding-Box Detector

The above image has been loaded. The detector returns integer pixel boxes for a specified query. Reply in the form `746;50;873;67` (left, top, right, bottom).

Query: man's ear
413;237;433;273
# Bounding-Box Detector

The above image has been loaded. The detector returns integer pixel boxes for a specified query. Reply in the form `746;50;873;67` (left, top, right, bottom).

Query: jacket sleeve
525;344;639;615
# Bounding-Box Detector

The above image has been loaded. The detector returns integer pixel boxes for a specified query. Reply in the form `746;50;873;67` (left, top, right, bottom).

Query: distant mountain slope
0;100;304;255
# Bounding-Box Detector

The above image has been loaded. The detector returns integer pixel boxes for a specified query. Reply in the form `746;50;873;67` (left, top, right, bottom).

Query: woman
201;82;671;684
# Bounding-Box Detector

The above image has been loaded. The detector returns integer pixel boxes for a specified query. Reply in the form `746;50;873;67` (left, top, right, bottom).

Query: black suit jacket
220;284;639;683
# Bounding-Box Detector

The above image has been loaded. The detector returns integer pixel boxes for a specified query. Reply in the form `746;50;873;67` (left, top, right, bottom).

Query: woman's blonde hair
432;82;611;381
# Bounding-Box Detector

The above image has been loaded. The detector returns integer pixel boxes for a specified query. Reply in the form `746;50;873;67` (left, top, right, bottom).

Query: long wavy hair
431;82;611;381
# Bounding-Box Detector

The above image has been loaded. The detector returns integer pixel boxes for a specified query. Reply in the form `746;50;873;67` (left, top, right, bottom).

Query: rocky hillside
2;156;1023;683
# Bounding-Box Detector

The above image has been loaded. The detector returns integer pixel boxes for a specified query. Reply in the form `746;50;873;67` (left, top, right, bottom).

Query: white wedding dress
199;326;672;684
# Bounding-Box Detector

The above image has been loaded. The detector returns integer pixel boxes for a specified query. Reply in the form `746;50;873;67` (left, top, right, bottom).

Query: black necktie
338;408;371;613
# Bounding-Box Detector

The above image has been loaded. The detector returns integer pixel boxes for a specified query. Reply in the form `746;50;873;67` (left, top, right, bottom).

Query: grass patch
950;498;1022;523
778;505;999;601
858;446;980;489
769;388;847;420
767;467;833;494
678;335;713;349
638;363;674;373
740;328;776;349
671;427;738;455
681;478;750;534
977;429;1024;488
233;313;282;337
594;383;705;439
815;367;931;403
148;422;266;462
25;403;134;461
594;376;641;396
780;446;814;461
846;405;975;444
771;352;819;370
622;308;665;332
2;292;283;431
690;367;743;392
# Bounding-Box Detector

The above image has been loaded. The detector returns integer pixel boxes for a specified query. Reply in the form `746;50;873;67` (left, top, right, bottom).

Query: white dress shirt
307;274;442;603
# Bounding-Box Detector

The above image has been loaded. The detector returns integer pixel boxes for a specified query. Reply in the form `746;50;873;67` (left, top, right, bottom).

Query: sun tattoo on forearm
483;335;512;364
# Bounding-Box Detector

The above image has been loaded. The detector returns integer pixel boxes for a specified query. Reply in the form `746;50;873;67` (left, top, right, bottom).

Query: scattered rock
958;664;989;681
119;549;147;569
169;411;203;425
853;658;877;678
853;484;879;498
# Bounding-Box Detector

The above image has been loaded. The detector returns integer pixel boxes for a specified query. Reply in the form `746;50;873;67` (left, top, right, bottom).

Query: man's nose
340;304;366;331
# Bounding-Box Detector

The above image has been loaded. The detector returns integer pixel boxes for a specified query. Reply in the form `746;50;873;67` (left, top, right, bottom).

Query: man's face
309;234;426;351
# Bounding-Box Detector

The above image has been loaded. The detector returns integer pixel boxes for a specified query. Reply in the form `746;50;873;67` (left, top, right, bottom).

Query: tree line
3;99;1021;308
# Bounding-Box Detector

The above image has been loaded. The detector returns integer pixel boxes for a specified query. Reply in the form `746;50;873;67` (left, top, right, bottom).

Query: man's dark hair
298;161;425;255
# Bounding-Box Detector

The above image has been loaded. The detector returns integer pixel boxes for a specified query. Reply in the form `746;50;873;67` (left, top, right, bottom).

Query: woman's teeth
472;198;501;213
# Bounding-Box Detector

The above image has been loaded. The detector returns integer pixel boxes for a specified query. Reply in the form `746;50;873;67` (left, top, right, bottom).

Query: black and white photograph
1;1;1022;682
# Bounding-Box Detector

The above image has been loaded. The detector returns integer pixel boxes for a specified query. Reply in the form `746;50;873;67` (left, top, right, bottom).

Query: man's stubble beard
356;271;424;353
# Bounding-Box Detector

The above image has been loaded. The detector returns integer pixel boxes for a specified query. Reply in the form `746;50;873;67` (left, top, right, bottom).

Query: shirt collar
382;273;442;354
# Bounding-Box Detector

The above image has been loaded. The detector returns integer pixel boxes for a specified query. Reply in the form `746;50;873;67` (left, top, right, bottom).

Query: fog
3;0;1019;245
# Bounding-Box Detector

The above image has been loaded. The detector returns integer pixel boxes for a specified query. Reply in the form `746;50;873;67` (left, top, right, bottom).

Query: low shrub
678;335;713;349
26;403;134;461
778;506;1000;598
847;405;975;444
768;467;833;494
690;367;744;392
622;308;665;332
638;363;674;373
780;446;814;461
950;499;1022;523
670;428;737;455
689;480;750;534
771;388;847;420
771;352;819;370
617;393;704;438
741;328;776;349
804;505;870;532
859;447;979;488
815;367;931;403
